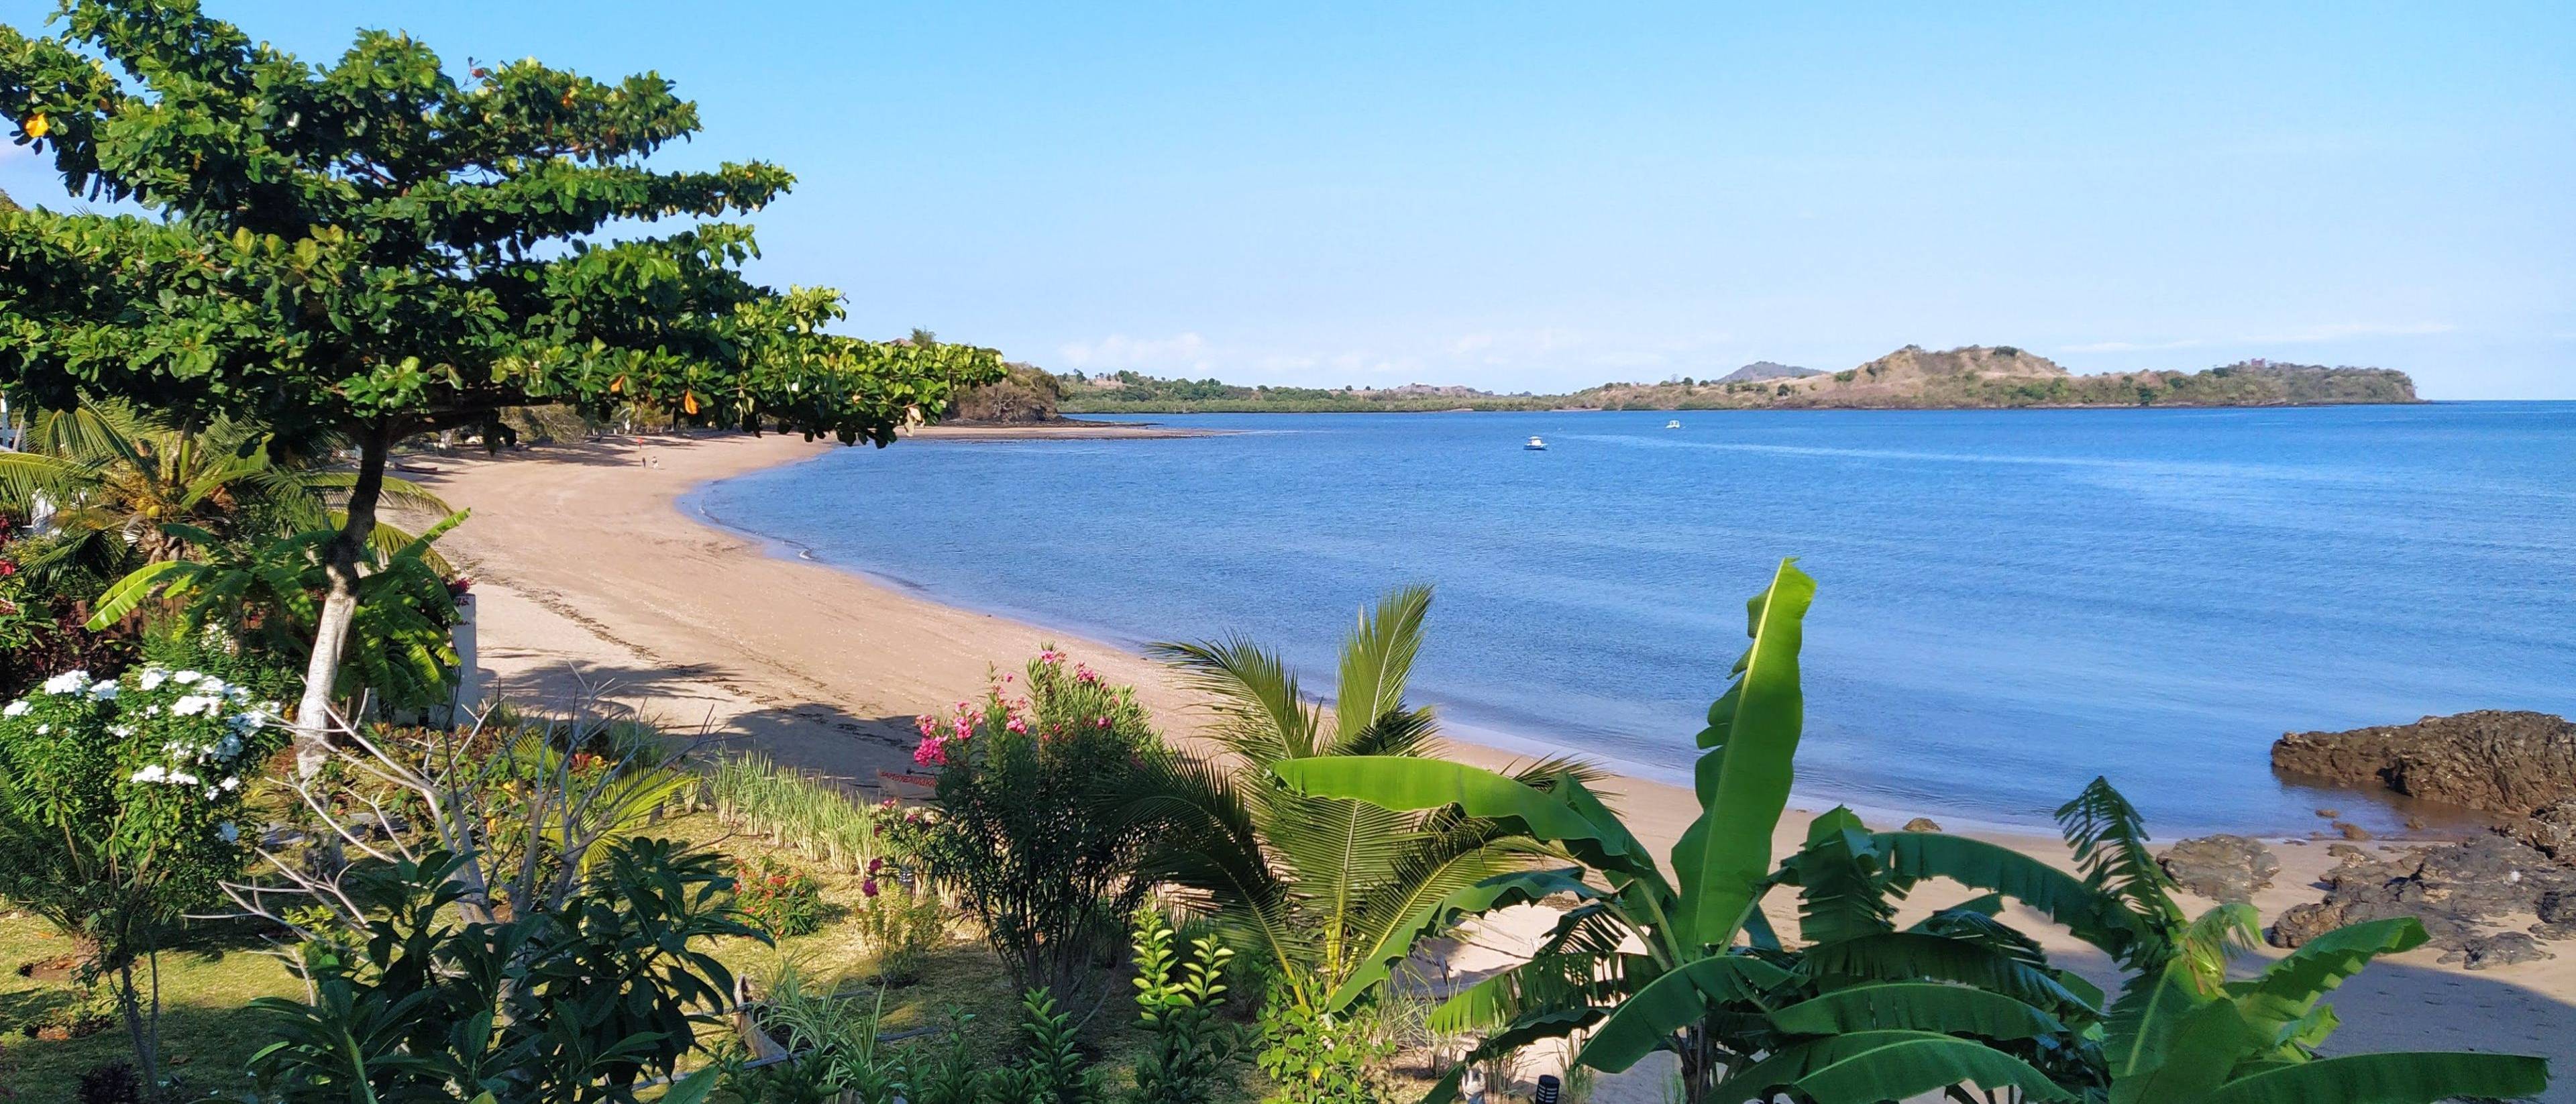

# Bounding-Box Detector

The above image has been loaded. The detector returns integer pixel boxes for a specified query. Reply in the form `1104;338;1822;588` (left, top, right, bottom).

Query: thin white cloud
1054;332;1212;373
2061;322;2454;355
2240;321;2455;343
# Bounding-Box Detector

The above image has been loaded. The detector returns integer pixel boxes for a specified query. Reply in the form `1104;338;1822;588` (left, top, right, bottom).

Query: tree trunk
113;956;162;1101
292;424;388;775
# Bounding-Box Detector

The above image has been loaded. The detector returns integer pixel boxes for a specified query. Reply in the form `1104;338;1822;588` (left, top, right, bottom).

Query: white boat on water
1524;436;1548;451
1665;419;1682;429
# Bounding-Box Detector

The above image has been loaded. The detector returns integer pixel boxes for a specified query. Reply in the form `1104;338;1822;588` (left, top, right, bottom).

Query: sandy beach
413;429;2575;1091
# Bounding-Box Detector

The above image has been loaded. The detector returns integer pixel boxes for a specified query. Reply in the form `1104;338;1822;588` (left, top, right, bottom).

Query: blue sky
6;2;2571;398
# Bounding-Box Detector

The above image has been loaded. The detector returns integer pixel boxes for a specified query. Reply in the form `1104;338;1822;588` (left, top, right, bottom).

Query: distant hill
1576;347;2418;410
1716;361;1822;384
1054;348;2419;414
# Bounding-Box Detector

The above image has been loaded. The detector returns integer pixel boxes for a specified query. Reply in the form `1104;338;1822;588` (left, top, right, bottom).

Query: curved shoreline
407;430;2576;1072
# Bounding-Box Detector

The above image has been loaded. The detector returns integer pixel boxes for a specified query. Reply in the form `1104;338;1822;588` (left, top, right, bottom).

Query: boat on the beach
1525;436;1548;450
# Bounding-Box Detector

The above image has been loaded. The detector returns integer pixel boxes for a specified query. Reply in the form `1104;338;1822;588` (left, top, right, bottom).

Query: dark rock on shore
2159;834;2279;902
2506;797;2576;863
2271;710;2576;815
2269;836;2576;956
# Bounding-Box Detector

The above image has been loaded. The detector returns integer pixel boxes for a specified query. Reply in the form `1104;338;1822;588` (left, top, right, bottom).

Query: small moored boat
1524;436;1548;451
1665;419;1682;429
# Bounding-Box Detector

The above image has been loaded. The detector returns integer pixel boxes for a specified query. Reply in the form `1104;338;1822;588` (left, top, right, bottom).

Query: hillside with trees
1057;347;2420;414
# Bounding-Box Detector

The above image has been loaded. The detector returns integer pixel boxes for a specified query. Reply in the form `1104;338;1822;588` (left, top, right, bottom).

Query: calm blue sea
684;404;2575;833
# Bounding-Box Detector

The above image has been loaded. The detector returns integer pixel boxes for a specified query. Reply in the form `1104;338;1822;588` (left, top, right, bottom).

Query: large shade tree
0;1;1002;752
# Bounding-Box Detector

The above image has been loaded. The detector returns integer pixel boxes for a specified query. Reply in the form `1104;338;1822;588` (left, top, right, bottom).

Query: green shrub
912;648;1159;1007
733;854;830;940
1254;977;1395;1104
246;838;755;1104
852;872;947;985
1130;907;1242;1104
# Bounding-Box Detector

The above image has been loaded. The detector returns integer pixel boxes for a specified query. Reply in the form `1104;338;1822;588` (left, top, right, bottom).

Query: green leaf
1674;558;1815;948
2200;1051;2550;1104
1324;867;1595;1011
1271;757;1630;864
1768;982;2068;1042
2231;918;2422;1048
1808;932;2097;1018
1709;1030;2078;1104
1876;830;2143;956
87;559;198;628
1572;955;1794;1072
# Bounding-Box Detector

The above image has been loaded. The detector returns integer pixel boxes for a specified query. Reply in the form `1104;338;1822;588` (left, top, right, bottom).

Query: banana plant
1282;561;2554;1104
1276;559;1833;1100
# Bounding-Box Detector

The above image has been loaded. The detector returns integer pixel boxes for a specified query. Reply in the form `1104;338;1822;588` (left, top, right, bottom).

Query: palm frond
2053;776;2183;948
1147;635;1319;762
1332;583;1432;739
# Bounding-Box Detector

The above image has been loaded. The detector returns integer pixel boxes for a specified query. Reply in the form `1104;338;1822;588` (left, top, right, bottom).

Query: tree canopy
0;0;999;445
0;0;1005;743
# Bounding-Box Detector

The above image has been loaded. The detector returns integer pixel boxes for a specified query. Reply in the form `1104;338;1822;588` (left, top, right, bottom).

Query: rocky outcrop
2159;834;2279;902
2269;836;2576;964
2271;710;2576;816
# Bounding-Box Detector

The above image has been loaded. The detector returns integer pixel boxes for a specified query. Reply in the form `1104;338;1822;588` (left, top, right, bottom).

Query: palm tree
1126;586;1596;1016
0;400;449;584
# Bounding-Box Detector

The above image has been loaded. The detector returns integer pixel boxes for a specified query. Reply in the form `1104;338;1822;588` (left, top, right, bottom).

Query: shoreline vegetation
1043;345;2420;415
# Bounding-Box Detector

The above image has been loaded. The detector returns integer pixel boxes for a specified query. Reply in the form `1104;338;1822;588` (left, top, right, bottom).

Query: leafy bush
853;869;947;985
733;854;830;940
1254;977;1395;1104
987;989;1104;1104
246;838;755;1104
0;663;289;1088
1129;907;1242;1104
912;649;1159;1007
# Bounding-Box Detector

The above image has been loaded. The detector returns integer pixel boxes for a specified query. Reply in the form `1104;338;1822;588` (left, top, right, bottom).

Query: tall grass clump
704;754;891;873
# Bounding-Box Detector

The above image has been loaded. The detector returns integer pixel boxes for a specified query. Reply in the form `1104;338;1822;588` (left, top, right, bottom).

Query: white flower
109;725;133;738
2;700;28;718
171;695;222;717
138;668;168;691
130;765;168;783
88;681;119;701
42;670;91;695
171;670;203;685
217;822;239;843
168;769;201;786
219;776;241;791
34;724;48;735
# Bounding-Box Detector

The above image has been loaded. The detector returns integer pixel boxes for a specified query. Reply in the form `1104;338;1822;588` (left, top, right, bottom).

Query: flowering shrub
911;647;1161;1005
0;664;285;946
0;663;288;1084
731;854;829;940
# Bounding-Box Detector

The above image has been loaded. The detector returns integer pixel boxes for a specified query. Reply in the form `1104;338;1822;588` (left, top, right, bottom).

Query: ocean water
684;404;2575;833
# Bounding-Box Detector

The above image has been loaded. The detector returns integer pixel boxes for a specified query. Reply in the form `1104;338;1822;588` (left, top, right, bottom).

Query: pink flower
867;857;885;875
1037;649;1065;666
912;736;949;767
880;797;899;810
915;714;938;737
861;877;880;898
951;716;973;740
1095;716;1112;729
1074;663;1099;684
1006;716;1028;734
